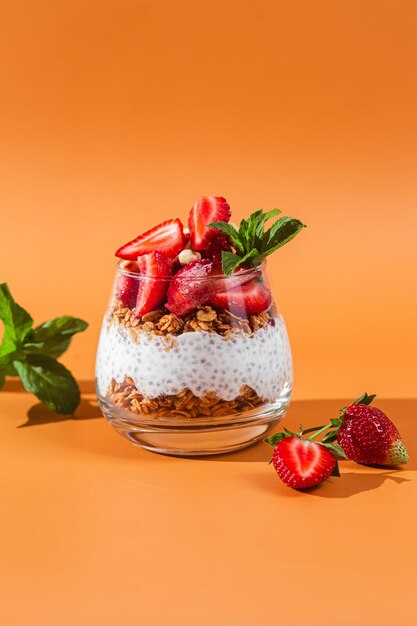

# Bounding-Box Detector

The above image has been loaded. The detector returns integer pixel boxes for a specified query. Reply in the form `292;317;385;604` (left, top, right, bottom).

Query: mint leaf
210;209;305;275
0;283;33;343
208;222;245;254
255;209;281;241
24;316;88;359
221;249;260;276
14;355;80;414
0;369;5;390
262;217;305;255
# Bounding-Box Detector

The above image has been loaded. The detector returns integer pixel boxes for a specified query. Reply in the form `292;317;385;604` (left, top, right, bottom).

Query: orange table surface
1;382;416;626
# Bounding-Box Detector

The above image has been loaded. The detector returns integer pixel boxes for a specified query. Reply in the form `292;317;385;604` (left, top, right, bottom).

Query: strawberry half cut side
209;278;272;315
188;196;231;251
272;437;337;490
115;218;186;261
135;251;172;317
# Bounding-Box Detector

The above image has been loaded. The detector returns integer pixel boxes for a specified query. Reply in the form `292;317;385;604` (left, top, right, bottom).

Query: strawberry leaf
264;432;289;446
353;392;376;406
321;442;347;459
321;430;339;443
331;461;341;477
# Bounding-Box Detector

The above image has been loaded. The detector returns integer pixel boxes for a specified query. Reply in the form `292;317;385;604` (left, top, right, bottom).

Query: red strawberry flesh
166;260;256;317
115;218;185;260
135;252;172;316
338;404;409;466
165;259;216;316
272;437;336;490
209;278;272;315
188;196;231;251
117;274;139;308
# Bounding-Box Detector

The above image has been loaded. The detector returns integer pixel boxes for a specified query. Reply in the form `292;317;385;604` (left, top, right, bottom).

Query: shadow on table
3;379;96;394
18;398;102;428
16;379;101;428
248;465;411;499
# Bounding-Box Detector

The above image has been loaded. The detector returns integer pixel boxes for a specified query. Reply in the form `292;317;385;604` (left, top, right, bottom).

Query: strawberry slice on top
135;251;172;317
188;196;231;251
116;261;140;307
166;259;219;316
209;279;272;315
116;218;185;261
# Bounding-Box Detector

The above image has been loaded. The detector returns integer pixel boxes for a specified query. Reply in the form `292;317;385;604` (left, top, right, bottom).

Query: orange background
1;0;416;399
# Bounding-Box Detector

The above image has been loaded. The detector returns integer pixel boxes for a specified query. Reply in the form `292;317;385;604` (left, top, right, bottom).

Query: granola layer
109;302;272;339
108;377;266;419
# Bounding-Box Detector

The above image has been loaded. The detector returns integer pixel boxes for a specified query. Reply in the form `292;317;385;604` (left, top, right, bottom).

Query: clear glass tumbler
96;260;292;455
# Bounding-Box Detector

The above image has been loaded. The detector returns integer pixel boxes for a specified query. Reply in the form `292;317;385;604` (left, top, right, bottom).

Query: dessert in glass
96;196;304;455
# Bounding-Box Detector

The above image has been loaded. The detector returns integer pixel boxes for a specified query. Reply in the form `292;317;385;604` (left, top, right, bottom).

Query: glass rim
116;258;267;281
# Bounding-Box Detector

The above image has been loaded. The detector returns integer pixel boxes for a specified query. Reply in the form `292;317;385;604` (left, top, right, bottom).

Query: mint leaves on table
209;209;306;275
0;283;88;414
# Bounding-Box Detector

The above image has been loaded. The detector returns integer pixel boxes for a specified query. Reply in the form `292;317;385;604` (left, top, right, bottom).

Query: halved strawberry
202;231;232;266
117;275;139;308
136;252;172;316
272;437;336;490
188;196;231;251
115;218;185;260
165;259;216;316
209;279;271;315
116;261;140;307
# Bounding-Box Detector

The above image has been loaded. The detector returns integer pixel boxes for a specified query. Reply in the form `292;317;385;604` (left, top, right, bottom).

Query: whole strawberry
338;403;409;466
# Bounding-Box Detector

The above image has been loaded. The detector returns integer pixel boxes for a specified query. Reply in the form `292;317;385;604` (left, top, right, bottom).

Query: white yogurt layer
96;316;292;402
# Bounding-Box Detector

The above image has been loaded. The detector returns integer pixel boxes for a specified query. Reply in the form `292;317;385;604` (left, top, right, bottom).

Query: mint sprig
0;283;88;414
209;208;306;275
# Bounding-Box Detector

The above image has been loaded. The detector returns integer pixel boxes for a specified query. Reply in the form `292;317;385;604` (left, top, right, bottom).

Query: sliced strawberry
209;279;271;315
166;260;254;317
117;275;139;308
202;231;232;266
188;196;231;251
272;437;336;490
115;218;185;261
166;259;218;316
116;261;139;307
136;252;172;316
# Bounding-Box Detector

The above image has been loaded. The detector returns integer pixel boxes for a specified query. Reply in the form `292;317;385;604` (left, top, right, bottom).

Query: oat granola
108;301;272;340
108;376;267;419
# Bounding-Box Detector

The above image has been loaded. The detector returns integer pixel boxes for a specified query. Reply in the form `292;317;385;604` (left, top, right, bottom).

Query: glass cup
96;260;292;455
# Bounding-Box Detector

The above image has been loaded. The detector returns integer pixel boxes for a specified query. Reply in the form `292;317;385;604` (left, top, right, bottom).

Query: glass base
97;392;290;456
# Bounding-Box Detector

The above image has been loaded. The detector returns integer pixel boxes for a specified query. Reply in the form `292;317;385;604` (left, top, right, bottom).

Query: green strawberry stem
307;422;334;441
266;392;377;450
